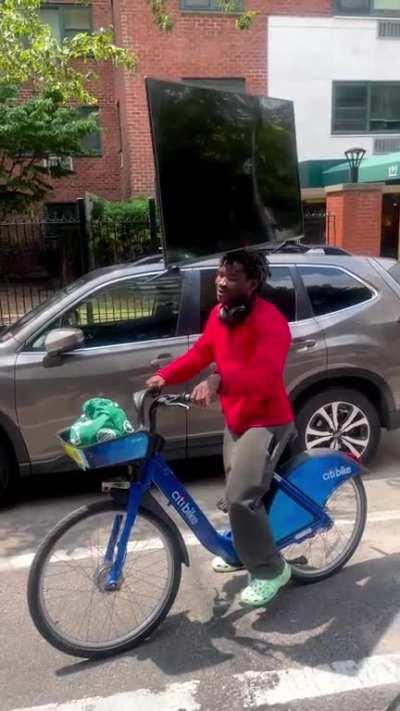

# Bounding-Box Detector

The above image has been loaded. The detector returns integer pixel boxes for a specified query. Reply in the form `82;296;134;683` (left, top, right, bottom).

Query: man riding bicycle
147;249;293;608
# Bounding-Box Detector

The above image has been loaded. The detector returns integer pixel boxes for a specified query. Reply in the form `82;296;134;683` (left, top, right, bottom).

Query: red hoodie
159;296;293;435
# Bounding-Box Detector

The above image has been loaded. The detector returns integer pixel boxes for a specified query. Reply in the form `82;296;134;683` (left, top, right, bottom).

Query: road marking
10;654;400;710
11;681;201;711
235;653;400;707
1;508;399;573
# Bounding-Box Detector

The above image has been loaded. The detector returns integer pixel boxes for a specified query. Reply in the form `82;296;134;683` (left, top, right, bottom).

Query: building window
39;4;92;42
332;82;400;133
181;0;243;12
183;78;246;93
335;0;400;15
79;107;101;155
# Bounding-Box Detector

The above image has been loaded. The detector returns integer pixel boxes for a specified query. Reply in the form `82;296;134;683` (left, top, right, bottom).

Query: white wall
268;16;400;162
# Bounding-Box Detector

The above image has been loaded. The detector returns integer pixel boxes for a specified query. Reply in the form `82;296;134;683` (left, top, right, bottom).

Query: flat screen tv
146;78;303;266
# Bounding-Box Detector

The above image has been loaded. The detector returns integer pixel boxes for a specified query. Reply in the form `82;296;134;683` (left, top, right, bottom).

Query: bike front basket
58;429;150;471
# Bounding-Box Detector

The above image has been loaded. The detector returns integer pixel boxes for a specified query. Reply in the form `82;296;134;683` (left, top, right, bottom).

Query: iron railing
0;198;162;327
303;207;330;244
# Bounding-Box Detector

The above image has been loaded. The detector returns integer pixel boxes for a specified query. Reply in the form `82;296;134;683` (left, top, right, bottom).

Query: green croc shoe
240;561;292;607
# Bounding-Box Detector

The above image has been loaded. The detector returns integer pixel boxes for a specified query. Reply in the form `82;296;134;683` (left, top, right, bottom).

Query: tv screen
146;78;303;266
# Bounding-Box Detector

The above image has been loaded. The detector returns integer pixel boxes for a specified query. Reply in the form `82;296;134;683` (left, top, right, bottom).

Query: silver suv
1;253;400;503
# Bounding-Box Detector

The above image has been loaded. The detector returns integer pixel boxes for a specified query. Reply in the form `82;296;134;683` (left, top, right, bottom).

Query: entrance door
381;194;400;259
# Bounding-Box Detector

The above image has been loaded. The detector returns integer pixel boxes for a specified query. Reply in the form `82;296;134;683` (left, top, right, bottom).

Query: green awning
299;159;344;189
322;152;400;186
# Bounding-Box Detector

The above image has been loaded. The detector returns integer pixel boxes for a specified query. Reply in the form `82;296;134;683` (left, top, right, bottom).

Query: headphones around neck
219;301;252;326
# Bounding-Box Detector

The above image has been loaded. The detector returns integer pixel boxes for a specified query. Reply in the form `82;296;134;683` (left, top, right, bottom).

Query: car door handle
150;353;173;367
292;338;317;352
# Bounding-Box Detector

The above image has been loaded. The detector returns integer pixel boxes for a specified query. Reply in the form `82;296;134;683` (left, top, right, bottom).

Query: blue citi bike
27;389;367;659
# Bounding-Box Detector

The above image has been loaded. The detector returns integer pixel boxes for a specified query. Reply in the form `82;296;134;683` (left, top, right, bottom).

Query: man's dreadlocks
220;250;271;293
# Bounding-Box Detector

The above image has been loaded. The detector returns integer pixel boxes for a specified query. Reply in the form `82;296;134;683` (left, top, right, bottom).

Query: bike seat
270;422;297;470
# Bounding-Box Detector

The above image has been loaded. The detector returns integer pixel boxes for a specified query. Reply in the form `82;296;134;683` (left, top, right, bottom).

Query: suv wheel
295;388;380;464
0;440;15;506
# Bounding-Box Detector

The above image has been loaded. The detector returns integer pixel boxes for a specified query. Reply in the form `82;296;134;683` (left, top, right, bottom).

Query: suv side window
199;265;296;328
260;267;296;322
30;272;183;350
298;266;374;317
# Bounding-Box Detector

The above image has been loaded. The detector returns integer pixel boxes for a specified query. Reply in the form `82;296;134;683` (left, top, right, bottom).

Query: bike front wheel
283;476;367;584
27;500;182;659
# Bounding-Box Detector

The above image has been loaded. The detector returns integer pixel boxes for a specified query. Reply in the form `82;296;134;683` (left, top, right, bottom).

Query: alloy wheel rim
305;401;370;458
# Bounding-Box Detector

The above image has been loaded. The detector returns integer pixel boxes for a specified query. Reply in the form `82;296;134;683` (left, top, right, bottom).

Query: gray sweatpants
223;426;289;580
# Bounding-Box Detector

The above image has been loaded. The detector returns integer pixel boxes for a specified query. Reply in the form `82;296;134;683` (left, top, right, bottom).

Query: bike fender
141;491;190;567
269;449;363;545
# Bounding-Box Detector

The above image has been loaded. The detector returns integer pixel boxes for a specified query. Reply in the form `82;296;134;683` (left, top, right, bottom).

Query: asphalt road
1;433;400;711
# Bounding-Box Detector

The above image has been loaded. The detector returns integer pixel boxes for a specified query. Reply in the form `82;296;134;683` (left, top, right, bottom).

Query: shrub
90;197;160;267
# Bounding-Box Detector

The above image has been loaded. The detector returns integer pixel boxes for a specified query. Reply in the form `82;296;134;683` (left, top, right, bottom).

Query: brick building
268;2;400;258
45;0;122;206
46;0;400;257
49;0;330;206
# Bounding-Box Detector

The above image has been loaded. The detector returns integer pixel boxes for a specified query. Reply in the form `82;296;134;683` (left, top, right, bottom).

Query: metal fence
0;198;161;327
0;200;336;328
90;218;160;269
0;215;83;327
303;206;328;244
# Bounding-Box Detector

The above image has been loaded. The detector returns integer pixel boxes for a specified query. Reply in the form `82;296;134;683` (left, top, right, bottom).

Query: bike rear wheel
27;500;182;659
283;476;367;583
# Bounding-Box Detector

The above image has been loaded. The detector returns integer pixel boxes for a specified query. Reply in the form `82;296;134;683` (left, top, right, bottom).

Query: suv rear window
299;266;374;317
200;265;296;327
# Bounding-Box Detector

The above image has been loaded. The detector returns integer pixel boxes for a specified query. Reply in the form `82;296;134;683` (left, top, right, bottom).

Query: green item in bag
69;398;134;447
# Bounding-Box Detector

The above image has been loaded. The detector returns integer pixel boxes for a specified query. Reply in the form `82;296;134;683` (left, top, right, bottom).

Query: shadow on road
56;552;400;680
10;455;223;505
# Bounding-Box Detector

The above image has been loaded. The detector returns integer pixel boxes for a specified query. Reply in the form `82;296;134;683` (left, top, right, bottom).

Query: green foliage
0;0;136;104
150;0;173;31
92;196;150;223
0;87;100;218
0;0;136;216
235;10;259;30
90;198;160;267
149;0;257;31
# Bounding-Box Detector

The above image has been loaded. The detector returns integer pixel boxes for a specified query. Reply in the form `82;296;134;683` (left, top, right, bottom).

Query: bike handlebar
132;389;191;431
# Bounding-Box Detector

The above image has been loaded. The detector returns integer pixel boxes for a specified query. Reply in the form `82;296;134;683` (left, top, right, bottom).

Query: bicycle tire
286;476;367;584
27;499;182;659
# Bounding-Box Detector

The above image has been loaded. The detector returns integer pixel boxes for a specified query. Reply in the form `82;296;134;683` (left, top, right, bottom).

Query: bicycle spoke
283;478;363;577
37;507;174;649
84;584;96;643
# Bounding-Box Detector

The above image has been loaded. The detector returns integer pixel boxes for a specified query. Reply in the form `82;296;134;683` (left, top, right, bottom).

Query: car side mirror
43;328;84;368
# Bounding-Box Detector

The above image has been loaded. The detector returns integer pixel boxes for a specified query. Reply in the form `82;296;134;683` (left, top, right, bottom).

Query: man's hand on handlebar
191;374;221;408
145;372;220;408
146;375;166;390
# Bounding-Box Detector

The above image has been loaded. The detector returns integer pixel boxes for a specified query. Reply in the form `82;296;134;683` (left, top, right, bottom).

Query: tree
0;0;136;104
0;86;103;218
0;0;136;216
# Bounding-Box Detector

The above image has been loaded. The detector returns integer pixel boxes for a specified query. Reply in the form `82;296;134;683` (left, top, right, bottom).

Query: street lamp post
344;147;366;184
